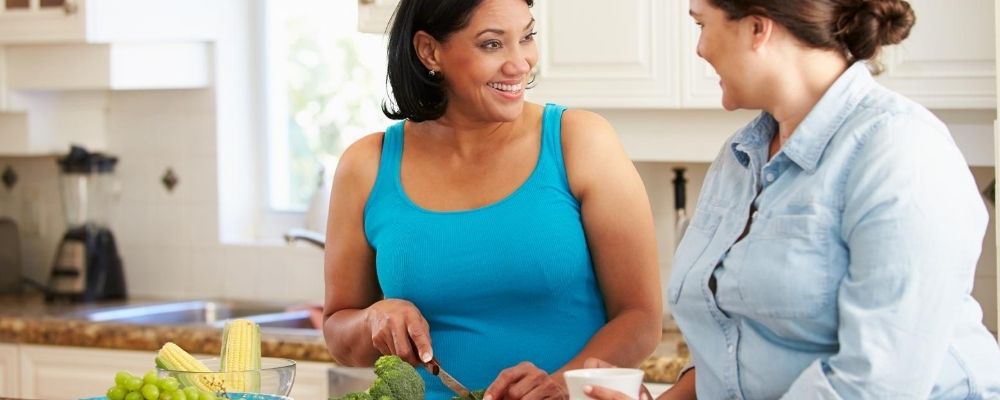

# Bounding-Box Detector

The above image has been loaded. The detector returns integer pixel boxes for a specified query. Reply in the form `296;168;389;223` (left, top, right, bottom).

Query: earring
428;70;439;77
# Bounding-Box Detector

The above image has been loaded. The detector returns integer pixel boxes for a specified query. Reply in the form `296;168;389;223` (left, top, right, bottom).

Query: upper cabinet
526;0;681;108
678;0;997;110
0;0;229;44
876;0;996;109
359;0;995;110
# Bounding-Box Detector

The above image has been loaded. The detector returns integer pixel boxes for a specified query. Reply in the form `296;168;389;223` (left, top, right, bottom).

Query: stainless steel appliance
46;146;126;302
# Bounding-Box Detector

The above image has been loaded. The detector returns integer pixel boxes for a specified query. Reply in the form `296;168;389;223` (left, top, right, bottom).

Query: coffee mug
564;368;644;400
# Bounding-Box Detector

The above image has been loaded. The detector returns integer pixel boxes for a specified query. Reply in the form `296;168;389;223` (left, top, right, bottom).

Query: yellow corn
156;342;218;392
219;319;262;392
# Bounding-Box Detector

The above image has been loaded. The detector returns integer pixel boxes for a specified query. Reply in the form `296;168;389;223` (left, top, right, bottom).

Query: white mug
564;368;644;400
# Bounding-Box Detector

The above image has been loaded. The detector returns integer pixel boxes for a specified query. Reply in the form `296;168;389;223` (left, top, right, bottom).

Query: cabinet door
678;0;723;108
875;0;996;109
0;343;18;398
357;0;399;34
289;360;331;400
19;345;156;399
526;0;680;108
0;0;84;44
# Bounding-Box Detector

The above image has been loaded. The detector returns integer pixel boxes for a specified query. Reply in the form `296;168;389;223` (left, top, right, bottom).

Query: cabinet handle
359;0;375;4
63;0;78;15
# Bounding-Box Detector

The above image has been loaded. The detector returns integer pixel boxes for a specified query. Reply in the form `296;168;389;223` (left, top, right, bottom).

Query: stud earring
428;70;439;77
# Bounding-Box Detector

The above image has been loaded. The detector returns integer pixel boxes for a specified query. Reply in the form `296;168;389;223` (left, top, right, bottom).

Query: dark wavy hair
382;0;535;122
707;0;915;72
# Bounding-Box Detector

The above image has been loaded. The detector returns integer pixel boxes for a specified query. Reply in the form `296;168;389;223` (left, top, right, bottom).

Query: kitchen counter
0;293;331;361
0;294;688;383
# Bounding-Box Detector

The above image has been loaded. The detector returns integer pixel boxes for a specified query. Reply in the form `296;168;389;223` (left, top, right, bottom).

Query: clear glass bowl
156;357;296;397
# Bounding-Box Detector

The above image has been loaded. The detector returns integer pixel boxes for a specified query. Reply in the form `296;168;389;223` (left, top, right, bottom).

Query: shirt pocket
668;207;723;305
736;214;836;318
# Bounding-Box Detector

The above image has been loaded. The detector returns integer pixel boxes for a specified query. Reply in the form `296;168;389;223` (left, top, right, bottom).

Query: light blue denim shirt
669;62;1000;399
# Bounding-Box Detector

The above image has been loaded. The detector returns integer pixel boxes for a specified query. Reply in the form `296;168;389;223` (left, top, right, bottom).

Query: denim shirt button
727;345;735;353
765;173;775;182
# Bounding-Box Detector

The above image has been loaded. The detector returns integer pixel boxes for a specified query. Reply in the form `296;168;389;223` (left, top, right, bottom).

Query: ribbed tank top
363;104;607;399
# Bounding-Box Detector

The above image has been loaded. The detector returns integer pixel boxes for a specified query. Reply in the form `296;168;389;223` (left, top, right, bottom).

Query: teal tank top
363;104;607;400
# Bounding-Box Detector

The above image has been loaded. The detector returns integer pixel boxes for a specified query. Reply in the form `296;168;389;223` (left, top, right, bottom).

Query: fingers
367;299;433;365
583;357;616;369
484;362;565;400
407;322;434;363
584;385;632;400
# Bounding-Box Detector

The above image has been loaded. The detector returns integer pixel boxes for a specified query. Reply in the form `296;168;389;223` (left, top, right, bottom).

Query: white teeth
489;82;522;93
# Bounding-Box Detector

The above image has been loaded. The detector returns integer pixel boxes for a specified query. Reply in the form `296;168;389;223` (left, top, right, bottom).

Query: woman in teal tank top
321;0;663;399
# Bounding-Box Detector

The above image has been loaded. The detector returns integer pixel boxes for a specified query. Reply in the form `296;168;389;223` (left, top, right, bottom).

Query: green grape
172;389;187;400
182;386;199;399
125;391;143;400
144;371;159;385
158;392;173;400
197;391;217;400
158;377;180;393
125;376;144;391
115;371;134;387
107;385;127;400
141;383;160;400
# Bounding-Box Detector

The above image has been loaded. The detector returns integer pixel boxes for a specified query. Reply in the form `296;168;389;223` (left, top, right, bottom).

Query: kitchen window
263;0;391;212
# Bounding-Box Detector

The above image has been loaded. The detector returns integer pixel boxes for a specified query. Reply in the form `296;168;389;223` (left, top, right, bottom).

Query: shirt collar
728;62;873;171
780;62;874;173
730;113;777;168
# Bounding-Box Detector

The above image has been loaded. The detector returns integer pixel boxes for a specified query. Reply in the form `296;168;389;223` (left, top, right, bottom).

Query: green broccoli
333;393;372;400
330;355;424;400
451;389;486;400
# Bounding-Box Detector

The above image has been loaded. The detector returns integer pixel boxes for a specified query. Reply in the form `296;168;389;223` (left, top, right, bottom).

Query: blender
46;145;127;302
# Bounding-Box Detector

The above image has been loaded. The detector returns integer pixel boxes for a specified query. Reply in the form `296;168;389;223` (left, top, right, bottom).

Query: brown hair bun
835;0;916;61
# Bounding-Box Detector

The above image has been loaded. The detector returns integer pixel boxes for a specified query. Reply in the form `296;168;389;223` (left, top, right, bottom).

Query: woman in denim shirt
585;0;1000;399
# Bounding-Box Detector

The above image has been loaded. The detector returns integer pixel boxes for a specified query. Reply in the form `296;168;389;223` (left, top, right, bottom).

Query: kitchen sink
67;300;320;334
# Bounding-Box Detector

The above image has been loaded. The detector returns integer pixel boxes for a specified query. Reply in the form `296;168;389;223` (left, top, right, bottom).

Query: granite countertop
0;294;332;362
0;294;688;383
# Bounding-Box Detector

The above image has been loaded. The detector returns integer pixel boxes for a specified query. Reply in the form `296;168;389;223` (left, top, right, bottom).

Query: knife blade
424;358;480;399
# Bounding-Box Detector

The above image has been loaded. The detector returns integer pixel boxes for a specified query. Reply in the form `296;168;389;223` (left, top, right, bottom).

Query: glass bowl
156;357;296;397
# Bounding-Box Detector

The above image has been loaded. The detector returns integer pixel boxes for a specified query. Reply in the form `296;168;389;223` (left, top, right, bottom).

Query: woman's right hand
581;358;653;400
365;298;433;366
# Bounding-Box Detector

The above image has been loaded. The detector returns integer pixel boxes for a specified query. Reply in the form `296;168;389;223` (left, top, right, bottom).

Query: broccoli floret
329;355;425;400
367;355;425;400
451;389;486;400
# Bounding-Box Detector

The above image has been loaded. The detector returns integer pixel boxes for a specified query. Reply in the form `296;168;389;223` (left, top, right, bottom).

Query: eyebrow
476;18;536;38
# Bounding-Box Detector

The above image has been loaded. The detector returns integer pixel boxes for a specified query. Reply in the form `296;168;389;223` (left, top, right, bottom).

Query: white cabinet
19;345;156;399
358;0;995;109
289;360;331;400
4;42;211;91
677;0;997;110
875;0;997;109
11;344;329;399
526;0;681;108
0;343;19;398
0;0;232;44
357;0;399;34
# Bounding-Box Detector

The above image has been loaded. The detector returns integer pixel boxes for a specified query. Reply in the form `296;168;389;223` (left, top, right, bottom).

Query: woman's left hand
483;361;568;400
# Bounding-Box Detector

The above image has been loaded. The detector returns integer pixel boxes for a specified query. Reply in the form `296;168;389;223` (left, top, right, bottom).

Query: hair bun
836;0;916;61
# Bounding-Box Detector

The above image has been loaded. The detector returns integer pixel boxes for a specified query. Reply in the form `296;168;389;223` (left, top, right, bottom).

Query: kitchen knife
424;358;480;399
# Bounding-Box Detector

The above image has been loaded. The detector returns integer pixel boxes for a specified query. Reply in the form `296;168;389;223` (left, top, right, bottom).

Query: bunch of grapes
106;370;225;400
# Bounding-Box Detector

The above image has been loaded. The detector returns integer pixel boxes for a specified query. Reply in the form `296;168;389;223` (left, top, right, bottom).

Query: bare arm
321;132;436;369
558;109;663;375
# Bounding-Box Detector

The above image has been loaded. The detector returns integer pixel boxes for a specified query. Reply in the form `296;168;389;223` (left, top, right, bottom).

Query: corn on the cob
155;342;219;392
219;319;262;392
